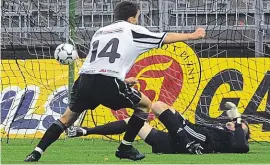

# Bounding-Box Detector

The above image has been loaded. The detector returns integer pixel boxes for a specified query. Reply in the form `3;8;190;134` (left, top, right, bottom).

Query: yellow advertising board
1;42;269;141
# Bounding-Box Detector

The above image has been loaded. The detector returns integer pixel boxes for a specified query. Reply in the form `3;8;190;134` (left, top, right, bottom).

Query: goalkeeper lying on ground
67;101;250;154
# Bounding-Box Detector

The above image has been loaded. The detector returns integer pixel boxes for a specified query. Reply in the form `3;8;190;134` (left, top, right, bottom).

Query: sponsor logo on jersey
83;69;96;74
98;69;119;74
99;69;107;73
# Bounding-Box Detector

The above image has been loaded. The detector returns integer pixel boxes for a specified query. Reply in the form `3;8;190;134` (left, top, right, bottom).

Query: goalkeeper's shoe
66;126;87;138
186;141;204;154
115;145;145;161
24;151;41;162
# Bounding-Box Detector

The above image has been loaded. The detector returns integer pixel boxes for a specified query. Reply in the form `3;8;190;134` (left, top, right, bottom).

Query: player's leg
116;92;151;160
67;119;129;137
152;101;188;127
100;76;151;160
152;101;187;134
66;113;173;154
152;101;203;154
137;120;153;141
125;117;175;154
67;117;153;143
153;102;206;150
152;101;190;145
24;74;94;162
122;118;153;143
24;107;81;162
118;93;151;144
126;118;175;154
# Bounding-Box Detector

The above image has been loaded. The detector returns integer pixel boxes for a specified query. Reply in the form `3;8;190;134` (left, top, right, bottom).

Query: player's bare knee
59;117;72;128
133;99;151;120
152;101;170;116
145;102;152;113
143;100;152;113
137;105;151;113
59;109;80;127
137;98;151;113
136;92;152;113
152;101;169;111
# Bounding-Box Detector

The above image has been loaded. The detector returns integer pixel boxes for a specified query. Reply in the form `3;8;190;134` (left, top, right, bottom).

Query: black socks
84;120;127;135
119;115;146;150
36;120;66;152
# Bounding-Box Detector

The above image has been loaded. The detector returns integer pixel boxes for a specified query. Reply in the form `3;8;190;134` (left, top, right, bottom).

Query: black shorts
145;128;174;154
174;111;207;144
69;74;142;113
145;111;209;154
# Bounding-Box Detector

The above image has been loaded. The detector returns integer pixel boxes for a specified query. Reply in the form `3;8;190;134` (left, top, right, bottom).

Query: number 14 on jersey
90;38;121;63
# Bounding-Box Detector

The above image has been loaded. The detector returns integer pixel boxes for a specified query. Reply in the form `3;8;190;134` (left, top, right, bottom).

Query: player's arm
225;102;249;153
163;28;206;44
131;25;168;52
131;25;206;54
231;119;249;153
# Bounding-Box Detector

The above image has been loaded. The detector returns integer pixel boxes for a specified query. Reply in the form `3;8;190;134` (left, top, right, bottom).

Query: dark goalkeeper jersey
197;123;250;153
147;122;249;154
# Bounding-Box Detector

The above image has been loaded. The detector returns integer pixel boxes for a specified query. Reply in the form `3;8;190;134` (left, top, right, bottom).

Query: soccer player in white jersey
24;1;206;162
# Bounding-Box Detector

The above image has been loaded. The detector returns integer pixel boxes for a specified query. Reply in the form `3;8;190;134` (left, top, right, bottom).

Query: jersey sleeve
231;124;249;153
131;25;167;54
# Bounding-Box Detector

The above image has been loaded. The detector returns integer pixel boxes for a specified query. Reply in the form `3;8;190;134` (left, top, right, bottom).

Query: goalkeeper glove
224;102;241;121
186;141;203;155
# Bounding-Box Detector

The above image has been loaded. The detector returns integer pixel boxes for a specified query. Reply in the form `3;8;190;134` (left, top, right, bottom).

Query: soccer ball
54;43;78;65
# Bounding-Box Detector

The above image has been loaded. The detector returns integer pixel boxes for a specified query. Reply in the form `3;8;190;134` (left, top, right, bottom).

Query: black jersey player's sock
84;120;127;135
119;115;146;151
34;119;66;154
158;109;191;147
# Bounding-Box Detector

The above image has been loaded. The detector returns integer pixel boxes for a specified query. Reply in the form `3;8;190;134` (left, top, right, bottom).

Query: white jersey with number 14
79;21;167;81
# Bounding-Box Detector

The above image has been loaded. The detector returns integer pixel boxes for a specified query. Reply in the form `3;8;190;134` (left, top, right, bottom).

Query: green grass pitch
1;138;270;164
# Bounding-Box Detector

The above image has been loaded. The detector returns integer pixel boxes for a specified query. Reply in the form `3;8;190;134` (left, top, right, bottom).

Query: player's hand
191;28;206;39
186;141;203;155
124;77;139;86
225;102;241;120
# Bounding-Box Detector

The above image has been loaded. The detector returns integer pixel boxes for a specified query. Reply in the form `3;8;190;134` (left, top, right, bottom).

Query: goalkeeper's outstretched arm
225;102;250;153
232;120;250;153
163;28;206;44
